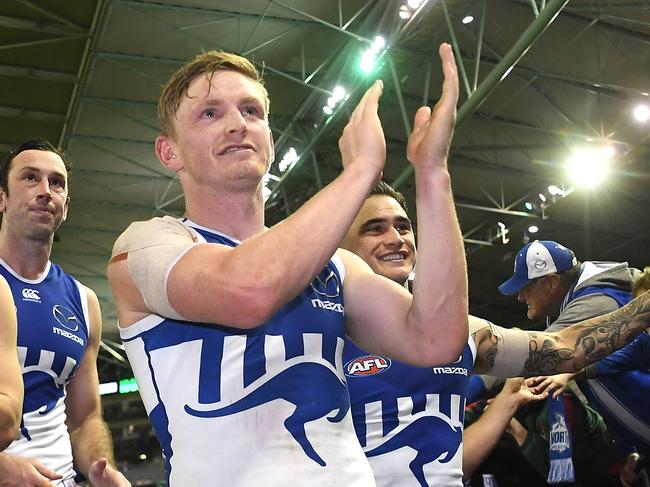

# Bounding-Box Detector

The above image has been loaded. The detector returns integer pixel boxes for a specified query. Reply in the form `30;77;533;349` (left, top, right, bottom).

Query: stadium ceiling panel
1;0;648;342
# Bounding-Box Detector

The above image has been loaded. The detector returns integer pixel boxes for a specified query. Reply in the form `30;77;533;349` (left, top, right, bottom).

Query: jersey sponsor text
311;298;344;314
432;366;467;376
52;326;84;346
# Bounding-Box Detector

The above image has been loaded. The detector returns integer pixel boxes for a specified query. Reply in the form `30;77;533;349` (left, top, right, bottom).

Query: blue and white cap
498;240;577;295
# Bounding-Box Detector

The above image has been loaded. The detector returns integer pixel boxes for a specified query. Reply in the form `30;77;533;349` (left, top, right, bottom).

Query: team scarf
546;395;575;483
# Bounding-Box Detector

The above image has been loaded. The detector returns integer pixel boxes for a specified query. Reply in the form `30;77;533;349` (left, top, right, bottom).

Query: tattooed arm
473;291;650;377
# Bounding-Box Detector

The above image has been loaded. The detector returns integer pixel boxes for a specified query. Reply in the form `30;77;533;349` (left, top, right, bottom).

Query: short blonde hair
158;50;269;137
633;266;650;298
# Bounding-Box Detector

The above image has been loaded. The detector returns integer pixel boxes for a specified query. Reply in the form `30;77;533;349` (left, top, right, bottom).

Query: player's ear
62;196;70;221
156;136;182;172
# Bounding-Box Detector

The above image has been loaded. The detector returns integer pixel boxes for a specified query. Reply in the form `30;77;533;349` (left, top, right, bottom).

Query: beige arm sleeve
487;325;531;377
470;316;531;377
111;216;199;320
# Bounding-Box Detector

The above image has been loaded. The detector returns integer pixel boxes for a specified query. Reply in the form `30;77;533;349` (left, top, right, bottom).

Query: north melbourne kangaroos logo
184;335;348;467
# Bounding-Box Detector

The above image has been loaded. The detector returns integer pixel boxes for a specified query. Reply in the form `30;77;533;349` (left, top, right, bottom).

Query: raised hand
338;80;386;178
88;458;131;487
406;43;459;170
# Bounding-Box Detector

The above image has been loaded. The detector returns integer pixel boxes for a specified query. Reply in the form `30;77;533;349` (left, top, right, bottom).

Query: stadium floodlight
279;147;299;173
567;146;610;188
359;35;386;74
399;6;411;19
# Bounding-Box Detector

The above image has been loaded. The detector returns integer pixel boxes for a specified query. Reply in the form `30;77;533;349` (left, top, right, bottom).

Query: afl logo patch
53;305;79;332
344;355;391;377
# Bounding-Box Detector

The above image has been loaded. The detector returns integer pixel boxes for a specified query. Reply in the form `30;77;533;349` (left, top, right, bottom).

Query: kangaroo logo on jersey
310;268;340;298
53;305;79;331
184;335;348;467
22;288;40;302
345;355;391;377
366;414;462;487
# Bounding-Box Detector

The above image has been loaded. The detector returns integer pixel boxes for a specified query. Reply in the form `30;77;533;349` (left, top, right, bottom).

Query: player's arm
473;291;650;377
462;378;547;480
341;249;461;365
0;275;22;451
65;288;130;486
108;81;386;329
342;44;468;366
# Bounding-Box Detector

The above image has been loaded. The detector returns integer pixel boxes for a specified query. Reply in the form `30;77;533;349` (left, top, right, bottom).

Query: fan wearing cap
500;240;650;453
499;240;635;329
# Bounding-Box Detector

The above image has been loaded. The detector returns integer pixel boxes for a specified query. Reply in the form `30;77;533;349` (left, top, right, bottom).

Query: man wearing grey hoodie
499;240;649;453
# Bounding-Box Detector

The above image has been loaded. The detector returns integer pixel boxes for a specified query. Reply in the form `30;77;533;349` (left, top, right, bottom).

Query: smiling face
156;69;274;194
0;149;69;242
342;195;416;285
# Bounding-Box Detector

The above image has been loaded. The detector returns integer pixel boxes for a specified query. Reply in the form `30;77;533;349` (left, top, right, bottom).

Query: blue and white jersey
120;219;375;486
343;336;476;487
0;258;90;481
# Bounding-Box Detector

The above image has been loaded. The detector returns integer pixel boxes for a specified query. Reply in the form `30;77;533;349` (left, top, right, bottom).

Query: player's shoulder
112;216;198;257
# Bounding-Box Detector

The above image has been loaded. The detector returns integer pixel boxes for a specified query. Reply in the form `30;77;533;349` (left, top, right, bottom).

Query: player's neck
0;230;52;279
184;184;265;241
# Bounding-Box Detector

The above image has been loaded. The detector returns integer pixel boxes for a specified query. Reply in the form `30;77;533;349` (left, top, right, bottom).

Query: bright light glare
322;105;333;115
538;193;547;203
360;50;377;73
373;36;386;50
399;6;411;19
407;0;423;8
139;453;147;460
528;225;539;234
462;15;474;24
601;145;616;159
279;147;299;173
567;147;610;188
333;86;346;102
633;104;650;122
548;185;563;196
524;201;534;211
